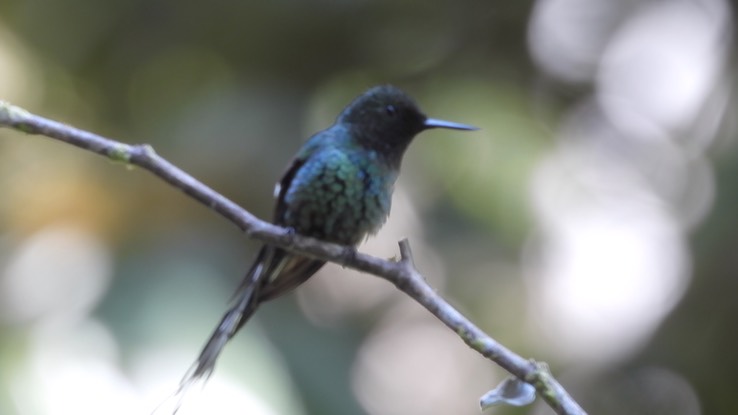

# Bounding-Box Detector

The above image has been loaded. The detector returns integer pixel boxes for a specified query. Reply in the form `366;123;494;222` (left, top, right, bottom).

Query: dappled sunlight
9;319;140;415
132;330;307;415
528;0;618;83
526;155;690;362
0;224;307;415
0;224;131;415
0;223;112;325
597;0;730;138
7;316;297;415
146;373;289;415
352;307;496;415
524;0;731;388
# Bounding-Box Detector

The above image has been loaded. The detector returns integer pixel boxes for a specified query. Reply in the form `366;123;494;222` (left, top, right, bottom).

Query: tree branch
0;100;587;415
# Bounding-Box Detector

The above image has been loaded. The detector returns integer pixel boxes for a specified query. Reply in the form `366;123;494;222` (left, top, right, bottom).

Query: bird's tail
163;283;260;414
162;247;281;414
182;283;261;385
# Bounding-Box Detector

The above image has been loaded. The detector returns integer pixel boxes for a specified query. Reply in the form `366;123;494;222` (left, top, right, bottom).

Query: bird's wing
260;140;327;301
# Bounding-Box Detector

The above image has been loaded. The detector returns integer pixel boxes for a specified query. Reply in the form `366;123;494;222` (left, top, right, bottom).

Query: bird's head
338;85;477;165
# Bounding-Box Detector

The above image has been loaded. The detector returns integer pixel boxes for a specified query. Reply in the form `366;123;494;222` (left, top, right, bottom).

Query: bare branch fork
0;101;587;415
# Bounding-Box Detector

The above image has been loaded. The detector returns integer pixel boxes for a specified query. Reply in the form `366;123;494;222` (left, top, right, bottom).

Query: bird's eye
385;105;397;116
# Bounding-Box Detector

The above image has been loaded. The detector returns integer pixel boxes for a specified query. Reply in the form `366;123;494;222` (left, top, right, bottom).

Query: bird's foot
340;246;358;267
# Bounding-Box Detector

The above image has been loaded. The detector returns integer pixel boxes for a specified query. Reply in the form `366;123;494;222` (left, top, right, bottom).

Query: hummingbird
175;85;477;399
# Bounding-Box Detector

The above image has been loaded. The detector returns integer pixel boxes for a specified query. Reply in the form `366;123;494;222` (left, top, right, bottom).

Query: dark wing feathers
260;148;326;302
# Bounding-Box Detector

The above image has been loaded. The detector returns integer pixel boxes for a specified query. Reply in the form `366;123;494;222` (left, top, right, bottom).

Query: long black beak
424;118;479;131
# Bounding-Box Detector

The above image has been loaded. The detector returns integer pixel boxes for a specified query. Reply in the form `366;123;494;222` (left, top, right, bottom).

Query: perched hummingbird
176;85;477;396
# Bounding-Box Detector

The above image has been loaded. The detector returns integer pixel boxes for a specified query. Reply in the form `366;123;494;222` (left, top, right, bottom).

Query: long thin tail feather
182;284;260;385
166;282;260;414
159;246;321;414
163;247;280;414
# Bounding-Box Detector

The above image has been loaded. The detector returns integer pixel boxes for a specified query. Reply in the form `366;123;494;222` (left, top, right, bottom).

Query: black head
338;85;477;165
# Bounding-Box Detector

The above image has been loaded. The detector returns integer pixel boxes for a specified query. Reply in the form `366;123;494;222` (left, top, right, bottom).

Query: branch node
132;143;158;159
0;101;34;133
524;360;560;402
143;143;157;155
523;359;551;383
108;143;133;163
398;238;414;265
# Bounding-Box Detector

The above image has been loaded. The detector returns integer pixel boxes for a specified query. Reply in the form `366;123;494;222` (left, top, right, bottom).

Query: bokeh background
0;1;736;414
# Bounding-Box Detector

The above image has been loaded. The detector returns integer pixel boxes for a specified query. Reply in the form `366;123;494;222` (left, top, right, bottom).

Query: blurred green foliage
0;1;736;415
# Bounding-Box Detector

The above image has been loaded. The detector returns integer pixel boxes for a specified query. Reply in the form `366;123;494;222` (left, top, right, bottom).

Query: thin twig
0;100;587;415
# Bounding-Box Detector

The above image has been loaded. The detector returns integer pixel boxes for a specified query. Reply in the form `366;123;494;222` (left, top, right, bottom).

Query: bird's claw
341;246;358;267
